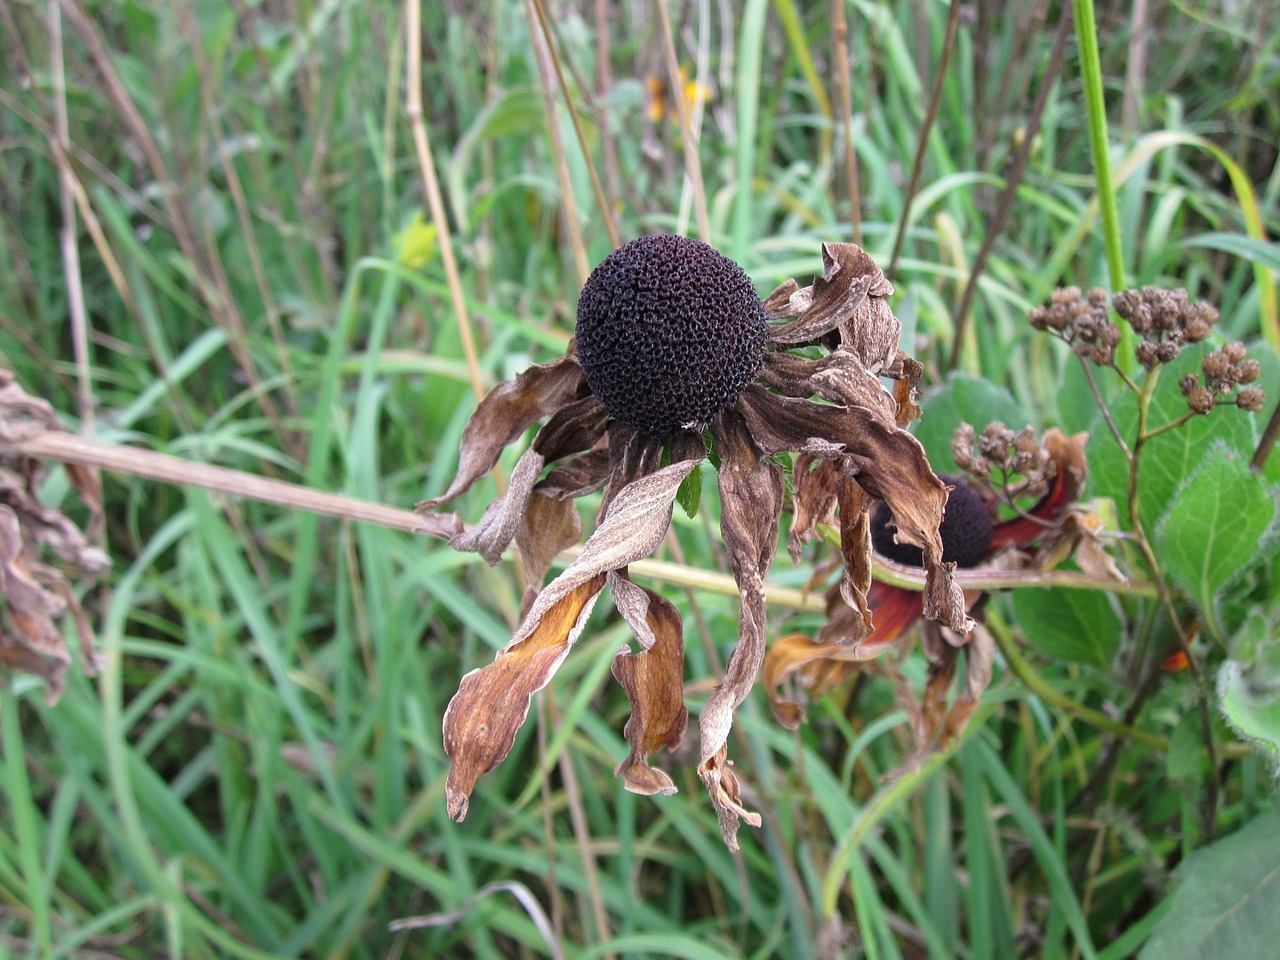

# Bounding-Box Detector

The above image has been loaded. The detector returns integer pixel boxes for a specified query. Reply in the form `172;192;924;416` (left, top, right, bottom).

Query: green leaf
1165;720;1204;784
1155;449;1276;640
1010;587;1123;669
676;462;703;520
914;373;1026;475
1139;811;1280;959
1087;347;1259;533
1181;233;1280;272
1218;608;1280;757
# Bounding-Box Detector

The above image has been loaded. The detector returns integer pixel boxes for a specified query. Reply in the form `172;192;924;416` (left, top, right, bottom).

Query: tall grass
1;1;1276;957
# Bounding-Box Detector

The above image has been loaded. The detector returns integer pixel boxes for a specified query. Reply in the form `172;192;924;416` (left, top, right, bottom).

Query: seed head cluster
575;235;770;439
1028;287;1119;365
1111;286;1217;369
871;477;992;569
952;422;1055;490
1178;341;1265;414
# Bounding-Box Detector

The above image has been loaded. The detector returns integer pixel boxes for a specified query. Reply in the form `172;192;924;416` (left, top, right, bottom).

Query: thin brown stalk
1252;397;1280;472
946;9;1072;372
1122;0;1149;139
58;0;296;458
831;0;862;244
888;0;963;277
656;0;711;243
180;6;300;423
594;0;624;225
50;1;92;435
523;0;591;284
530;0;619;250
404;0;486;404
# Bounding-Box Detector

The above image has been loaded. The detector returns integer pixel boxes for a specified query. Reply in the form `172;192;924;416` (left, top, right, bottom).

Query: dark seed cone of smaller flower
419;238;970;849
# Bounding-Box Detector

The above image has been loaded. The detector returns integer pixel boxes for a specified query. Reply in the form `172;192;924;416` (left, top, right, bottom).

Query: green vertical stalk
1073;0;1125;291
1073;0;1135;376
2;686;52;956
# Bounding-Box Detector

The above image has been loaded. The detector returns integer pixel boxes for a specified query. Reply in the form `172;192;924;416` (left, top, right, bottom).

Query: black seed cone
871;478;992;569
575;235;770;438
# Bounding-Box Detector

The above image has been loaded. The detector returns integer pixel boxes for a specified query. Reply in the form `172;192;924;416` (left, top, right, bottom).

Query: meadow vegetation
1;1;1278;957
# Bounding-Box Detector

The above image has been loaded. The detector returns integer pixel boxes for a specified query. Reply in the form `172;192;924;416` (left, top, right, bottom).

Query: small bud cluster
1111;286;1218;369
1028;287;1119;365
952;422;1055;492
1177;342;1265;415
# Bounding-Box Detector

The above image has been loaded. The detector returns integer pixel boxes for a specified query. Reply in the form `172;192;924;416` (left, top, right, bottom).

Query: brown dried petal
767;244;897;371
788;455;839;563
764;632;899;729
443;574;606;820
537;450;612;500
737;385;970;634
442;457;700;820
759;350;897;421
835;478;874;640
449;446;545;564
417;353;586;511
700;409;782;848
516;492;583;591
611;580;689;796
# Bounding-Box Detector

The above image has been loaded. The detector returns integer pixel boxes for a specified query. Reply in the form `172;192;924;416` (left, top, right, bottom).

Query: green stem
2;685;52;957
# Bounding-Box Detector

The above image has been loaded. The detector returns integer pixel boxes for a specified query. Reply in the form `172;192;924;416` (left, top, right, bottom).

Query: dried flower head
420;239;969;847
1028;287;1119;365
1111;286;1221;369
765;430;1104;749
0;371;109;703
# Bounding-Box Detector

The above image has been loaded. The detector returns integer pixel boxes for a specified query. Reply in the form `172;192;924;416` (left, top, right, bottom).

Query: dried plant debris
420;237;967;848
0;371;108;703
765;428;1105;757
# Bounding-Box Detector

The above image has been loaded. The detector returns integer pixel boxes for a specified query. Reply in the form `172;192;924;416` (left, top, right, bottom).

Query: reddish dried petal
418;354;586;511
611;580;689;796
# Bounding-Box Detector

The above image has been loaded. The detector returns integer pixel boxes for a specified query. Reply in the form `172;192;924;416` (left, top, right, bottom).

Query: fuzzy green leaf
1155;450;1275;640
1139;811;1280;959
1011;587;1122;669
914;373;1025;474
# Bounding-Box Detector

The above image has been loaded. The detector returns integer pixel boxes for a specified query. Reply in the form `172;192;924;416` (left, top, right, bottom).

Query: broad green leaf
1139;811;1280;960
1011;587;1123;669
914;373;1026;475
1219;662;1280;759
1087;347;1258;533
1155;450;1275;640
1165;720;1205;784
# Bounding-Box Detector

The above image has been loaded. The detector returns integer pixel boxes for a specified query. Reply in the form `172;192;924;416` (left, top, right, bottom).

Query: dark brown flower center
575;235;770;439
871;478;992;568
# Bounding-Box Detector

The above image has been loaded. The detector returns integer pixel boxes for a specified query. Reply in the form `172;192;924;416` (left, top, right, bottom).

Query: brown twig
831;0;862;245
656;0;710;242
946;8;1073;372
887;0;963;277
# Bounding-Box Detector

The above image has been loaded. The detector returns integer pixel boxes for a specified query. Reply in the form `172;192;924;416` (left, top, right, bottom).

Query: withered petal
443;574;606;821
516;492;583;592
764;632;899;729
611;579;688;796
699;410;782;848
738;385;971;634
418;353;586;511
760;351;897;421
788;455;839;564
531;393;610;462
765;244;898;369
449;446;545;564
835;478;874;640
537;449;612;500
443;456;700;819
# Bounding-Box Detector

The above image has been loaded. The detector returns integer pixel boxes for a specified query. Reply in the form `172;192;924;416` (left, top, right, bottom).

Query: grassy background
1;0;1278;957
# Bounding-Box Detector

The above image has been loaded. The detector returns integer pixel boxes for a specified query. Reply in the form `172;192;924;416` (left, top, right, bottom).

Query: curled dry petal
788;455;839;563
449;446;545;564
442;457;699;820
738;384;971;635
516;492;582;593
700;409;782;848
765;243;898;370
610;579;688;796
443;574;606;821
417;354;587;511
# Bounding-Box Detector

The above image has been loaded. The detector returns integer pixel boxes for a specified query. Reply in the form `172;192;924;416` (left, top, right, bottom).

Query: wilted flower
765;429;1100;753
420;236;969;847
0;371;109;703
